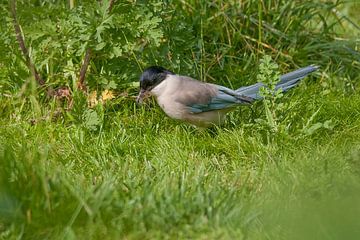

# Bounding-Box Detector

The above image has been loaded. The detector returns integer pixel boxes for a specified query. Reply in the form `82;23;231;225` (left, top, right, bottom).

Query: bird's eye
141;79;152;90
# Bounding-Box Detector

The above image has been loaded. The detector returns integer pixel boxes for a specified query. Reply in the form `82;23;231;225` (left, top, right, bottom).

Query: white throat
150;74;179;98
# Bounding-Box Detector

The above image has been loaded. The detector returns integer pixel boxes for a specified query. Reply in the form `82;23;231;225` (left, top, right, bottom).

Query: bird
136;65;318;128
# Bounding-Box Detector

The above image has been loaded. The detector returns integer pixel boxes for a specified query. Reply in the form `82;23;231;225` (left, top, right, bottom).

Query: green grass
1;0;360;239
1;91;360;239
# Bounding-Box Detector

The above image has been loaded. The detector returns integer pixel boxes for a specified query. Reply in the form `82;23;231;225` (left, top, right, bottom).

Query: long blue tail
236;65;318;100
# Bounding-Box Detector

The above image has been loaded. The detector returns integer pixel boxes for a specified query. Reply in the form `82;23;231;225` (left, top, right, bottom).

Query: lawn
1;1;360;239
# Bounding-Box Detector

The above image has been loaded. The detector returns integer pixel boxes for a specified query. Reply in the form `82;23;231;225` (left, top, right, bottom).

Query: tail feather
279;65;319;84
236;65;318;100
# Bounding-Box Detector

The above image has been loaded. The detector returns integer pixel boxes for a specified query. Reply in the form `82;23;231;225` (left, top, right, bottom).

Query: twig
10;0;45;86
107;0;116;13
77;48;91;92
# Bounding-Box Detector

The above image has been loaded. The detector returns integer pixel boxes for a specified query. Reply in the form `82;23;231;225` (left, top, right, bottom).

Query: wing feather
174;76;253;113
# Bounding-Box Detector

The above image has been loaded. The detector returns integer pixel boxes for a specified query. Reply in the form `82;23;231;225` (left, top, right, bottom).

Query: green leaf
106;80;117;89
304;122;323;136
95;42;106;51
83;109;100;131
113;46;123;57
323;120;335;130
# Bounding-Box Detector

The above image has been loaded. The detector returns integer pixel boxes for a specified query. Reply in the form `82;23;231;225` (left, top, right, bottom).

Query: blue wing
188;86;253;113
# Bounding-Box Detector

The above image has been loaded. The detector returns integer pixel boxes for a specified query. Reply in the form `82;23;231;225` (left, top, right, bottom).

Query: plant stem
258;0;263;49
108;0;116;13
77;0;116;92
78;48;91;92
10;0;45;86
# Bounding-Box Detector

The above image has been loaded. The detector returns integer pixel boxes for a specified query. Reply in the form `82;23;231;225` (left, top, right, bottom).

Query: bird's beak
136;89;149;105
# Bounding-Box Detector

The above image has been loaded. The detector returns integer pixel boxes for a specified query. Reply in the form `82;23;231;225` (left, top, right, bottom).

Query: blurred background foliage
0;0;359;97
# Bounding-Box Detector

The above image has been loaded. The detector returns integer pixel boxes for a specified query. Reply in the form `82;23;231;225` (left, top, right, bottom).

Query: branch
77;48;91;92
10;0;45;86
107;0;116;13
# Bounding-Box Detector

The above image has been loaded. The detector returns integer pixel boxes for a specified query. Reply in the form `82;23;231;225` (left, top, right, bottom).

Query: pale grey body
150;75;243;127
